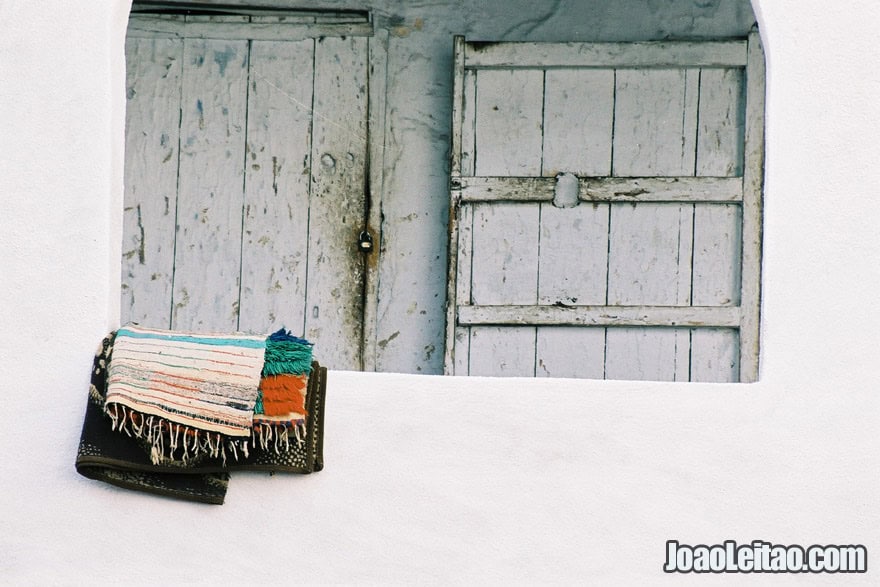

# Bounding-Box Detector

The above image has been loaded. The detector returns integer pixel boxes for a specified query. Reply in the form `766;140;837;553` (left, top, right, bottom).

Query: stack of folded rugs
75;325;326;504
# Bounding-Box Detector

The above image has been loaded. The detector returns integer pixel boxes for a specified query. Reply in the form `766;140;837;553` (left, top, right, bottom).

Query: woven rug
76;326;326;504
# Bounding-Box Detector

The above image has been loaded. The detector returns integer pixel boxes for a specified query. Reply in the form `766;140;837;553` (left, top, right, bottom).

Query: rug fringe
105;403;306;465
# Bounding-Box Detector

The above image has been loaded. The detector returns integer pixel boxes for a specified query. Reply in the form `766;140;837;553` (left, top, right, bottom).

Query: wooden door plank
613;68;698;177
171;38;249;331
474;69;544;176
469;326;536;377
445;36;468;375
608;67;698;380
537;204;609;306
238;39;315;334
605;327;690;381
458;304;740;328
362;31;390;372
542;69;614;176
536;327;605;378
691;328;739;382
697;68;745;177
128;15;373;41
607;203;693;306
121;36;183;329
465;41;748;69
470;203;540;305
692;204;741;306
303;36;368;370
739;28;766;383
538;65;612;381
458;176;743;203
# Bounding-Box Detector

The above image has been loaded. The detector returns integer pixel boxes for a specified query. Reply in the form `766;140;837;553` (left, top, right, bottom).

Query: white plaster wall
2;0;880;584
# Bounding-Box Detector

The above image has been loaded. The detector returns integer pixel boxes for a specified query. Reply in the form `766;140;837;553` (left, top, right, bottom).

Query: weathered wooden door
445;33;765;382
121;13;373;370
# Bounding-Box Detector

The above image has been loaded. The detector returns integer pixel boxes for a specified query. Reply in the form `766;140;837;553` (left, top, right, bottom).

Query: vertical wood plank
469;326;536;377
612;68;699;177
692;204;741;306
304;36;368;370
607;67;698;380
740;28;766;383
238;39;314;334
362;31;390;371
607;203;693;306
537;205;609;306
696;68;745;177
121;36;183;329
471;203;540;305
542;69;614;176
474;69;545;176
172;38;249;331
536;327;605;379
605;327;691;382
444;36;467;375
453;204;475;375
450;66;477;375
691;328;739;382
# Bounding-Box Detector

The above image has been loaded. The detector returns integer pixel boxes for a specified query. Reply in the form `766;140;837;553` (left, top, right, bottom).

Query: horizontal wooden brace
128;15;374;40
454;176;743;204
464;41;748;69
457;305;741;328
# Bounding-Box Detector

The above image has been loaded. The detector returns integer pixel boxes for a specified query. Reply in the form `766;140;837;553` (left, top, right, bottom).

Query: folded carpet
76;325;326;505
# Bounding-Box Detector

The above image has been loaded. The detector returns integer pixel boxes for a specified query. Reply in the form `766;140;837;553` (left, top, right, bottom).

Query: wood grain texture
468;326;536;376
470;203;540;306
121;36;183;329
465;41;748;69
739;28;766;383
691;328;739;382
458;176;743;203
697;68;745;177
542;69;614;176
238;39;314;333
536;327;606;379
458;305;740;328
303;36;369;370
171;38;249;331
474;69;544;176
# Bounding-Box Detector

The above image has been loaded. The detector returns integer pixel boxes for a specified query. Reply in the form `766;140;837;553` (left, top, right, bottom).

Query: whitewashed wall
3;0;880;583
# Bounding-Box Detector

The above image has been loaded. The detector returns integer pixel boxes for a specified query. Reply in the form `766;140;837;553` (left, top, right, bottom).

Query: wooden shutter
445;32;765;382
121;14;375;370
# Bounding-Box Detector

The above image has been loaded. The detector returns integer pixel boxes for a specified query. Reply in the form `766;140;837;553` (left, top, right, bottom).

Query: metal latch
357;230;374;253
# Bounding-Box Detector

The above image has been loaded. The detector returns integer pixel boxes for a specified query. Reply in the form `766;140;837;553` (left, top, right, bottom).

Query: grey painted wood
303;36;369;370
121;36;183;329
445;35;763;381
542;69;614;176
458;305;740;328
470;203;540;306
171;38;250;331
128;14;373;41
613;68;698;177
238;39;314;334
474;69;544;176
468;326;536;377
458;176;743;203
691;328;739;382
535;327;606;378
607;203;693;306
697;68;745;177
362;31;390;372
739;28;766;383
537;205;609;306
124;26;371;371
445;36;469;374
605;327;690;382
465;41;747;69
